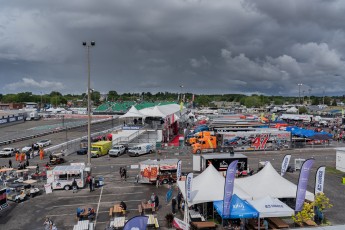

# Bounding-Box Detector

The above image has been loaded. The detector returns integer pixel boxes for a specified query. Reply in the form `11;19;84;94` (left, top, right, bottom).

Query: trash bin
95;176;104;187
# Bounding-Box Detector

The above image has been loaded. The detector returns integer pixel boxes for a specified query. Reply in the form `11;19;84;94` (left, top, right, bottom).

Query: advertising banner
186;173;193;203
173;217;189;230
315;166;326;194
123;216;149;230
176;160;182;181
281;154;291;176
44;184;53;194
295;159;314;212
223;160;238;217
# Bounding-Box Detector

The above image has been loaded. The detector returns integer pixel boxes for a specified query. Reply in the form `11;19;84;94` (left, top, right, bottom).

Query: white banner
281;154;291;176
177;160;182;181
44;184;52;194
173;217;189;230
186;173;193;203
315;166;326;194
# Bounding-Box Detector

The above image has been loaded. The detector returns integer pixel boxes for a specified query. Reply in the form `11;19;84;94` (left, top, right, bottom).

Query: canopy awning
214;194;259;219
247;196;295;218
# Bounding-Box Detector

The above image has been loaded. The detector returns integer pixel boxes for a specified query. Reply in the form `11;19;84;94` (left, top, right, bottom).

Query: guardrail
0;118;116;147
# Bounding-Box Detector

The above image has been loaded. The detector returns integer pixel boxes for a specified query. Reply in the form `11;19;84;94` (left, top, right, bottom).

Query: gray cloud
0;0;345;96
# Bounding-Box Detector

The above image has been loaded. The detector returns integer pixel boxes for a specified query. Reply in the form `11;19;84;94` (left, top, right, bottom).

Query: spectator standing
8;159;12;168
72;179;78;193
89;176;93;192
154;194;159;211
36;164;39;174
15;151;19;161
171;197;177;214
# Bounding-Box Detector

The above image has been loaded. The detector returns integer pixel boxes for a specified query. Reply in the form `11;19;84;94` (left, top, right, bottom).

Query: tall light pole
298;83;303;104
83;41;95;167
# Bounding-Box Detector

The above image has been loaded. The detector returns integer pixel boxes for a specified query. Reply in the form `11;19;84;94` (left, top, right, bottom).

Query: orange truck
192;135;217;154
188;131;212;145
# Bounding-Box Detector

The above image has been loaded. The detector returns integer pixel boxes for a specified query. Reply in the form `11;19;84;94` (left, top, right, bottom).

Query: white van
128;143;156;157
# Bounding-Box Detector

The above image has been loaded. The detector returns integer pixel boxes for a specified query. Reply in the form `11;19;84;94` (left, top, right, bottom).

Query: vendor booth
247;196;294;218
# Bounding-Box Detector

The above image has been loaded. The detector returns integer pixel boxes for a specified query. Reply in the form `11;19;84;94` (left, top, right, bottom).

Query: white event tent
247;196;295;218
119;106;144;118
177;164;251;206
235;162;314;201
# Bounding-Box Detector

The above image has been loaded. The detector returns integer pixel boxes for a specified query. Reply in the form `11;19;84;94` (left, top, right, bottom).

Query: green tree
108;91;118;101
299;106;308;114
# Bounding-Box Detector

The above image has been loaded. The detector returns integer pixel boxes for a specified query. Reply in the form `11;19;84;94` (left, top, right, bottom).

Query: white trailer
47;163;89;190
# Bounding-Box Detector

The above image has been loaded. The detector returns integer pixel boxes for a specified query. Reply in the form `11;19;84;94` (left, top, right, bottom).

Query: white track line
94;186;103;229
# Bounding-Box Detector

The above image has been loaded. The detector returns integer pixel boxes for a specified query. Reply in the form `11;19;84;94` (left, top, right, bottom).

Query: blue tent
213;194;259;219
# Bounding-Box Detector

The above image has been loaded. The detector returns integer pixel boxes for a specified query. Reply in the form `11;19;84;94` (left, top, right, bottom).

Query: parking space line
94;186;103;228
57;191;144;199
51;200;142;208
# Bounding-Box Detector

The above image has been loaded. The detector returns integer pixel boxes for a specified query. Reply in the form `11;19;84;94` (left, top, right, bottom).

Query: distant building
212;101;241;108
0;103;24;110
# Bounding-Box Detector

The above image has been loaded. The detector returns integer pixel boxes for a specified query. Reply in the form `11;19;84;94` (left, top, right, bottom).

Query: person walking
89;176;93;192
119;167;123;180
15;151;19;161
26;158;29;167
36;164;39;174
154;194;159;211
177;191;182;209
72;179;78;193
91;177;96;191
8;159;12;168
171;197;177;214
122;168;127;181
39;148;44;160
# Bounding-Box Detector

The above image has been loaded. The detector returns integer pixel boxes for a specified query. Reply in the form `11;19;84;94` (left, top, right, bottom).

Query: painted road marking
57;191;144;199
94;186;103;228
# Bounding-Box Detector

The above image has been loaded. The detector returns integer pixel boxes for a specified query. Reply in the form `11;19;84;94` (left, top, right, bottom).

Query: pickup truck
0;147;16;157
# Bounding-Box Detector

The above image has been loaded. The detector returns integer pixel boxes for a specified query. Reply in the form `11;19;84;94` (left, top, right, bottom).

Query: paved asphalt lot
0;120;345;229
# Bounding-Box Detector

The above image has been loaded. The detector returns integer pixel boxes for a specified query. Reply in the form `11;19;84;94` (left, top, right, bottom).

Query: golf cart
6;183;27;203
22;180;41;197
49;152;66;165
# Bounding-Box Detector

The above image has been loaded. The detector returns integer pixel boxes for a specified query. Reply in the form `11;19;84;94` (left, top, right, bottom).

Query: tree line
0;91;343;108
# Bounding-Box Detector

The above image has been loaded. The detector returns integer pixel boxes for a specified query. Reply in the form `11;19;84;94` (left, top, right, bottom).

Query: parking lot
0;121;345;229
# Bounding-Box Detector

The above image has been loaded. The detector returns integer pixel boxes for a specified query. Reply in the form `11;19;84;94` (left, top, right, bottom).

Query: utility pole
83;41;96;167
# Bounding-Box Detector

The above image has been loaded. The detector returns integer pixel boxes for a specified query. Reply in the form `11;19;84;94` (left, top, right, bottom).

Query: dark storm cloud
0;0;345;96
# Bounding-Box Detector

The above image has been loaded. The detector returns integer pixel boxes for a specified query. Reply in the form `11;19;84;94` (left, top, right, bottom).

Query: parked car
36;139;51;147
0;147;16;157
21;146;32;152
77;147;88;155
109;145;126;157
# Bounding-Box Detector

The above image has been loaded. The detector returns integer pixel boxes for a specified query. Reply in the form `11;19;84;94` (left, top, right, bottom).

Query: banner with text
281;154;291;176
177;160;182;181
223;160;238;217
186;173;193;203
315;166;326;194
295;159;314;212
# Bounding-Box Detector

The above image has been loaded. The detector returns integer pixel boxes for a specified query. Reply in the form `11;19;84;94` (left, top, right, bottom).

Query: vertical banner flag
177;160;182;181
123;216;149;230
192;94;195;102
180;101;184;112
315;166;326;194
295;159;315;212
186;173;193;203
281;154;291;176
173;217;189;230
223;160;238;217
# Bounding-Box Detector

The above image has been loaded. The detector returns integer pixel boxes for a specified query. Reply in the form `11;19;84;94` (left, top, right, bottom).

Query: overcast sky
1;0;345;96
